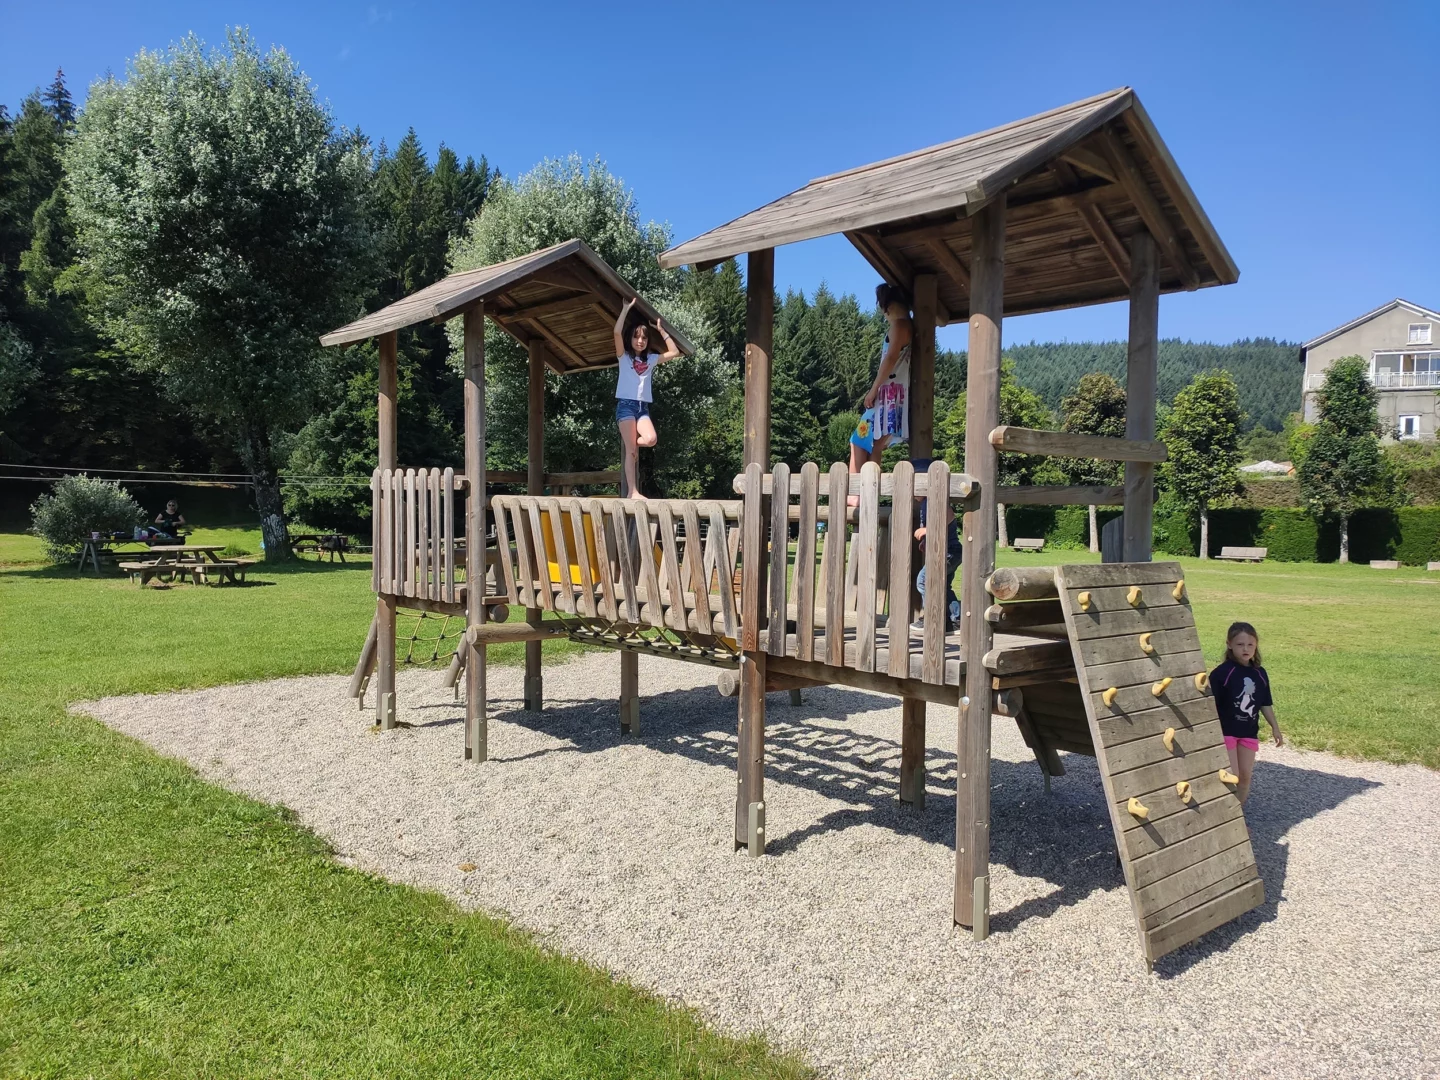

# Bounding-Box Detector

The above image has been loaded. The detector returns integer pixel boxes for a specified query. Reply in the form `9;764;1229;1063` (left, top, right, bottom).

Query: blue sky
4;1;1437;352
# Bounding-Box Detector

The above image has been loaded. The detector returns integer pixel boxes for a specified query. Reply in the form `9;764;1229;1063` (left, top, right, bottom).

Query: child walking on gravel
1209;622;1283;804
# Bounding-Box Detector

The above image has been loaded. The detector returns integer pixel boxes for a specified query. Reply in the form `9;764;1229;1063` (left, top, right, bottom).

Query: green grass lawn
2;532;1437;1077
0;537;808;1079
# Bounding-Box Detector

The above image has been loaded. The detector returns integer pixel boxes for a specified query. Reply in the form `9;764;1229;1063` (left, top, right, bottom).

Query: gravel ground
79;653;1440;1080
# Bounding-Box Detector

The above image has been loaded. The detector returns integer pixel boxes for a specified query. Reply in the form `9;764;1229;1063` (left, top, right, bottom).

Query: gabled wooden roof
320;238;693;372
661;88;1238;322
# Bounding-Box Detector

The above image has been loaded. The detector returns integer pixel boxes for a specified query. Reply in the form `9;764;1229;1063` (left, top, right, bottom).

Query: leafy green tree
938;358;1055;544
1297;356;1384;562
448;155;733;496
65;32;374;559
1059;371;1126;551
1159;371;1243;559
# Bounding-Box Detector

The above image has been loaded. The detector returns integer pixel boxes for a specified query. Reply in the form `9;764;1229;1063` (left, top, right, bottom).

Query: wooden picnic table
291;533;350;562
120;544;252;586
76;537;154;573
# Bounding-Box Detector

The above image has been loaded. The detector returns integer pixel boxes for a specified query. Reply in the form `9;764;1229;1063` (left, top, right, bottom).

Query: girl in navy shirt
1208;621;1283;804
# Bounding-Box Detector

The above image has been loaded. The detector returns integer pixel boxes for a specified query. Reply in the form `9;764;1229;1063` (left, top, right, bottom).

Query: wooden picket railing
372;467;468;602
489;495;743;639
736;460;978;685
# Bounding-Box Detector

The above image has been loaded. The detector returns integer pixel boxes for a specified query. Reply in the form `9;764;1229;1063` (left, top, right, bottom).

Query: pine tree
1160;371;1243;558
1059;372;1126;550
1297;356;1383;563
41;69;76;130
680;257;745;371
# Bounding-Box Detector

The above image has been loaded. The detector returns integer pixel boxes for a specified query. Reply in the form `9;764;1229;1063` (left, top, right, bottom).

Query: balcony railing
1306;370;1440;391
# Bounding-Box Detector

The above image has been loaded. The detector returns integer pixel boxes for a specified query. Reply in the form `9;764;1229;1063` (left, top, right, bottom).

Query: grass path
1;531;1436;1075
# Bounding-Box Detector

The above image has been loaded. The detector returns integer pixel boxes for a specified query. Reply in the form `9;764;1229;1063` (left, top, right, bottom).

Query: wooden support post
743;249;774;469
620;649;640;735
376;330;398;728
737;650;767;854
957;195;1005;937
525;339;545;711
1124;232;1159;563
900;697;926;809
463;307;488;762
910;274;937;459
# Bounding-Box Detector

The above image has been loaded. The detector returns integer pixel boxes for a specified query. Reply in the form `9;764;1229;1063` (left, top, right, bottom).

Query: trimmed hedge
1006;503;1440;564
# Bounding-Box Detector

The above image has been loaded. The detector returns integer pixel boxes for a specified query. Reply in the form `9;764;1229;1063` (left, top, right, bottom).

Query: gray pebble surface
78;653;1440;1080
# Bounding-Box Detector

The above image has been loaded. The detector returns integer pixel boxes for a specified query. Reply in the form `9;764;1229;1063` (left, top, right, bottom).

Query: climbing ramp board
1053;561;1264;963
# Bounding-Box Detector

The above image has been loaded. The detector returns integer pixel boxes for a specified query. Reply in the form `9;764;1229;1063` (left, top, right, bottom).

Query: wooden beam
378;331;398;473
505;291;601;321
1059;145;1117;183
996;484;1125;506
989;426;1167;463
923;236;971;293
513;313;592;371
910;274;937;459
375;330;398;727
466;623;564;645
1097;127;1199;290
463;305;489;762
848;230;953;323
744;249;775;469
1124;232;1159;562
1051;159;1130;287
957;194;1004;938
525;339;546;711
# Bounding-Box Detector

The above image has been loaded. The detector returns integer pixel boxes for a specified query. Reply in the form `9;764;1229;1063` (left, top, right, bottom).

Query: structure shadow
410;677;1382;941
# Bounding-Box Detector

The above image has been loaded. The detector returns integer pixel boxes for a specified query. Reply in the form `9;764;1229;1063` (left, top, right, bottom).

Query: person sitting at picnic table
153;500;187;541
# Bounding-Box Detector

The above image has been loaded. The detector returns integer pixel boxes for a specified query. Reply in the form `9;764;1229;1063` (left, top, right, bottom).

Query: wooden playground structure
323;88;1264;963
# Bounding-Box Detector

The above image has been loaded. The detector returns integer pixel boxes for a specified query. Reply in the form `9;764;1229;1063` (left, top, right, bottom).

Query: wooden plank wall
1053;561;1264;963
373;467;466;604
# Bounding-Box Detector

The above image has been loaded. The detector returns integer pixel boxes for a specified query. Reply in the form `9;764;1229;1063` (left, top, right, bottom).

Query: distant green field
2;531;1436;1075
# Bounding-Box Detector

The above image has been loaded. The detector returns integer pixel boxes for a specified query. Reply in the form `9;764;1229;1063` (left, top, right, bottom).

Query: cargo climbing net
397;609;464;666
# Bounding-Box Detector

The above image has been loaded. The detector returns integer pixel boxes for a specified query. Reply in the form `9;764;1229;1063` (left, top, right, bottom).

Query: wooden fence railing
489;495;743;638
372;467;468;602
734;460;979;684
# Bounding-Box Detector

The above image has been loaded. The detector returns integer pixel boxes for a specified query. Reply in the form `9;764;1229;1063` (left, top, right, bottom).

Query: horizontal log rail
989;426;1168;463
996;484;1125;506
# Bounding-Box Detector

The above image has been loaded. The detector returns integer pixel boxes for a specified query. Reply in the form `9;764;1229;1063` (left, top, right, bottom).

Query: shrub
30;475;144;561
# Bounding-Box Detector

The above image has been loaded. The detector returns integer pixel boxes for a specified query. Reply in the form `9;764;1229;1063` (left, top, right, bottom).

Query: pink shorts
1224;735;1260;752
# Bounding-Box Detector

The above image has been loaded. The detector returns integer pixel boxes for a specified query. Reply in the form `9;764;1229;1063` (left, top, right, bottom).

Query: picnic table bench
1011;537;1045;552
291;532;351;562
1216;546;1267;562
118;544;255;586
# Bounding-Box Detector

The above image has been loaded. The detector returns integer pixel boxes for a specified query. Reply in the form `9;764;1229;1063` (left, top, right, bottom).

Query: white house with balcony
1300;299;1440;440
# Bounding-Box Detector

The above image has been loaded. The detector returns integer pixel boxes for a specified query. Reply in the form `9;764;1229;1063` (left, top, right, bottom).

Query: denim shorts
615;398;651;423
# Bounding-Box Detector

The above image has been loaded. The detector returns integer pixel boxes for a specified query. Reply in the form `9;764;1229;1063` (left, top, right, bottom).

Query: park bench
119;558;251;586
1369;560;1400;570
1216;546;1267;562
1011;538;1045;552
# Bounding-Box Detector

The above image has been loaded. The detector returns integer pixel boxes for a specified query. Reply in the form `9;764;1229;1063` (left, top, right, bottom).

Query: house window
1409;322;1433;345
1398;415;1421;439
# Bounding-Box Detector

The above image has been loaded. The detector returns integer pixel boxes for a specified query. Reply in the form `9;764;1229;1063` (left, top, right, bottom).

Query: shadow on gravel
483;680;1380;948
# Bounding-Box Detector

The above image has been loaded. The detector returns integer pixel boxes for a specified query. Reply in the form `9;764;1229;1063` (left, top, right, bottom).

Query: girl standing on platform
1209;621;1283;805
848;284;912;502
614;297;680;499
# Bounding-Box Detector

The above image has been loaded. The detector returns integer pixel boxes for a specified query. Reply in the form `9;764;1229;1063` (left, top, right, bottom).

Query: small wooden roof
321;238;693;372
660;89;1238;322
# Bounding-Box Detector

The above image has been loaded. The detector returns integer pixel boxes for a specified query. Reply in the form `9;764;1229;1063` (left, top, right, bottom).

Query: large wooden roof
660;89;1238;322
321;239;693;372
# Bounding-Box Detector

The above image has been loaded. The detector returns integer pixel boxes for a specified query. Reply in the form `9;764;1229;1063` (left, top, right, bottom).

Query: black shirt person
154;500;187;540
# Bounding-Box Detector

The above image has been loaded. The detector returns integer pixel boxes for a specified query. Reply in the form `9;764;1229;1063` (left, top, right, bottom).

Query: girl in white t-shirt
614;297;680;499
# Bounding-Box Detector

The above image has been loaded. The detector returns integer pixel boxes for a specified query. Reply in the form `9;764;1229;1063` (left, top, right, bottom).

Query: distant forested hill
1002;339;1302;432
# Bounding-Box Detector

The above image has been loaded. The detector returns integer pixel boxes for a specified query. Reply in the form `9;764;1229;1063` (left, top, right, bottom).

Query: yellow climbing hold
1172;579;1186;601
1151;676;1173;697
1176;780;1193;804
1077;591;1092;612
1138;632;1155;654
1127;585;1142;607
1194;671;1209;692
1162;727;1176;752
1102;686;1119;707
1127;796;1150;821
1218;768;1240;785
